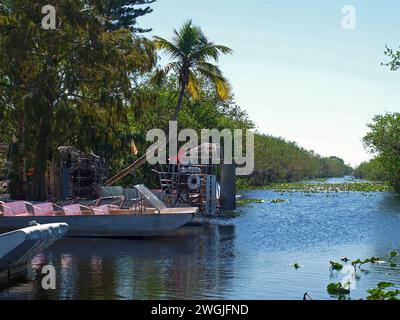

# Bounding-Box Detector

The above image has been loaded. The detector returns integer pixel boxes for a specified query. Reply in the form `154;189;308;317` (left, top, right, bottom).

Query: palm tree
104;21;233;186
154;20;233;121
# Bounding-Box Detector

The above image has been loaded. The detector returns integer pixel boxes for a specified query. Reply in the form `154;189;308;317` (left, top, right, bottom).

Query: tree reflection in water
0;224;236;300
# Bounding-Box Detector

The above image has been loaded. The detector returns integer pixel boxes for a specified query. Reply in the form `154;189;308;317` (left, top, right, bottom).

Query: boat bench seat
0;201;34;216
63;204;93;216
33;202;64;216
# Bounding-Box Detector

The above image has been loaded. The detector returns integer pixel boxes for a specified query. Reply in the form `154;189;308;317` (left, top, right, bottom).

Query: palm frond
150;68;167;87
211;75;232;101
153;36;183;60
187;70;201;100
190;44;233;62
155;20;233;109
198;62;231;101
173;20;206;56
172;20;193;46
150;61;181;87
197;61;223;76
211;44;233;55
164;62;181;74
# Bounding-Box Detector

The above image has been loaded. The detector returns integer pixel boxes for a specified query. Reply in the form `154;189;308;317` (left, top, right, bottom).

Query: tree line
248;134;352;186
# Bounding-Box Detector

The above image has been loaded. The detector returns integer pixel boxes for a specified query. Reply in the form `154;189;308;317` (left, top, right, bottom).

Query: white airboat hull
0;213;194;238
0;223;69;272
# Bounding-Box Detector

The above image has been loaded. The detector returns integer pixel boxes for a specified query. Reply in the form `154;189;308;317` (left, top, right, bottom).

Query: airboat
0;222;69;275
0;185;196;238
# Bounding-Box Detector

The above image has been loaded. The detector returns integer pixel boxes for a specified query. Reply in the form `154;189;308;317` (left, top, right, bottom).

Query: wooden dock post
220;164;236;210
205;175;217;214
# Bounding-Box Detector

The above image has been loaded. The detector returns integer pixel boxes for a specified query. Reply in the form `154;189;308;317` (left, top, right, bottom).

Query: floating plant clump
236;198;287;206
266;182;393;193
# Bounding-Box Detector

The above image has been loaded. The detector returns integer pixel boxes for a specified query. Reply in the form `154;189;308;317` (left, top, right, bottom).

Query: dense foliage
353;157;388;181
354;47;400;191
361;112;400;192
102;0;155;32
0;0;156;199
245;134;352;186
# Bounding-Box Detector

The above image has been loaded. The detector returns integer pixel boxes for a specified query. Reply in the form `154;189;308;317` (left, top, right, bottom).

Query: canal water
1;178;400;300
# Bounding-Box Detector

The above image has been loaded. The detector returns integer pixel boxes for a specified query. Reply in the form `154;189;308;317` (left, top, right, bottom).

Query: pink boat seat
1;201;32;216
33;202;56;216
92;204;119;215
63;204;92;216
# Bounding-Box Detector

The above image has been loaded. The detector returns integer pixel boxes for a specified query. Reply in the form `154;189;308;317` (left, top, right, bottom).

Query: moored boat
0;222;69;274
0;185;197;238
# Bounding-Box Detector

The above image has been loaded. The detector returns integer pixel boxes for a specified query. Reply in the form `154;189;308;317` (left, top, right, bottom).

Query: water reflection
378;192;400;212
0;224;235;300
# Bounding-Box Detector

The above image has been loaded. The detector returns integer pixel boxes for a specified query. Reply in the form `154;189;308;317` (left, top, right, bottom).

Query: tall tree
102;0;155;32
376;46;400;192
153;20;233;121
0;0;156;200
363;112;400;192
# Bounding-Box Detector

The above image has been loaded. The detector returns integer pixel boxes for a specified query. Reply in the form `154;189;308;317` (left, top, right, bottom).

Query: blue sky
140;0;400;166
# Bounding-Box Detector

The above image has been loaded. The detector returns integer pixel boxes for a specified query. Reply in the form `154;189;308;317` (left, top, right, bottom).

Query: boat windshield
134;184;167;211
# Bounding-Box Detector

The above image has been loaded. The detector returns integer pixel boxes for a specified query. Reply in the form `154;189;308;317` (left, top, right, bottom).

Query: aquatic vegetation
327;282;350;296
324;252;399;300
236;198;265;206
390;251;398;258
367;282;400;300
330;261;343;271
389;251;398;267
351;257;383;271
271;198;286;203
236;198;287;206
261;182;393;193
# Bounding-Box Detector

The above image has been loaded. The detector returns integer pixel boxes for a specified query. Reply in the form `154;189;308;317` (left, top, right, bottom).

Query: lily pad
330;261;343;271
327;282;350;295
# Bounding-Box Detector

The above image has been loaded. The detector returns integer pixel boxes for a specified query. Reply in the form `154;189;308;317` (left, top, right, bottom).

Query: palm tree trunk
172;83;186;121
